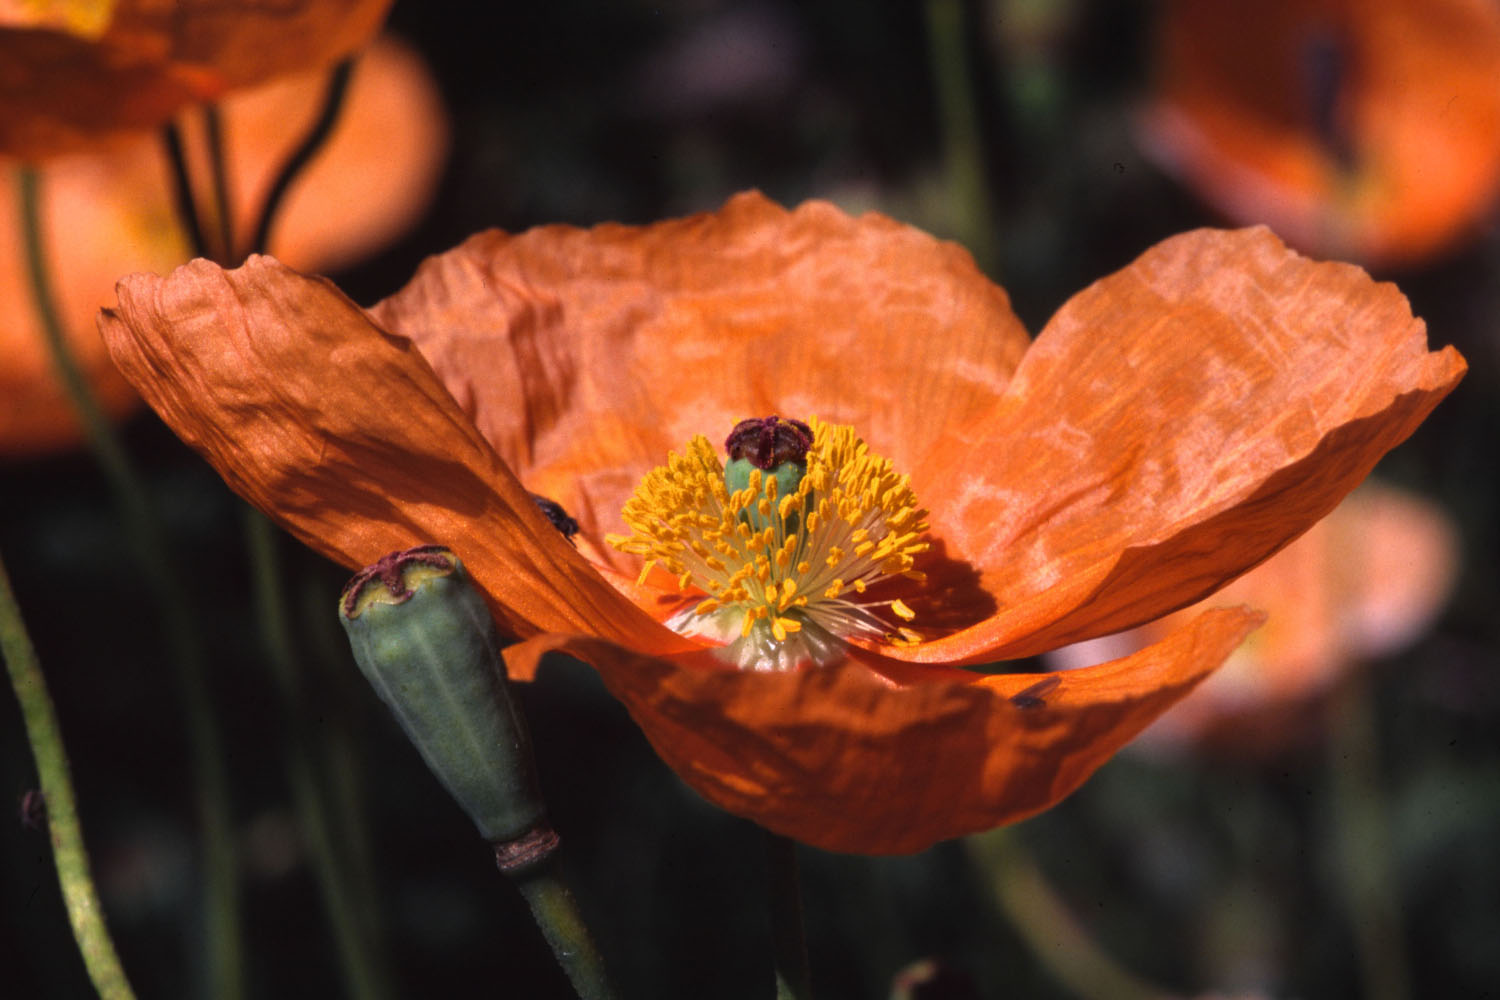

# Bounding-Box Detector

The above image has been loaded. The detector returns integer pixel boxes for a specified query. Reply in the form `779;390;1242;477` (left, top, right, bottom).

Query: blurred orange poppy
1139;0;1500;267
98;192;1463;852
1049;483;1458;752
0;0;392;157
0;36;447;457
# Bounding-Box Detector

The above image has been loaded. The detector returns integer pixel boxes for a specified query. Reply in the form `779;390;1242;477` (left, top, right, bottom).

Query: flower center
607;416;929;671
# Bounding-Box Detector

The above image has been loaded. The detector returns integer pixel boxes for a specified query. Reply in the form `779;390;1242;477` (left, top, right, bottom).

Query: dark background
5;1;1499;997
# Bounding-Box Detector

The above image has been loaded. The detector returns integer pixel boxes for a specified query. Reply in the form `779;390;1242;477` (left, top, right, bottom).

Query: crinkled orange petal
0;0;392;157
1139;0;1500;266
97;256;693;659
366;190;1031;578
900;226;1463;664
501;606;1264;854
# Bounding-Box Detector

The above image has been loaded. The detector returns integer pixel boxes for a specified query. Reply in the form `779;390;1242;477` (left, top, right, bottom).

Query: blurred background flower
0;0;393;156
1138;0;1500;267
1048;483;1460;753
0;35;447;457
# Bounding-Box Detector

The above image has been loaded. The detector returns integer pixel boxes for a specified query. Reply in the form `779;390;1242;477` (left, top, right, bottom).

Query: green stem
0;549;138;1000
19;165;245;1000
1328;671;1410;1000
250;57;355;255
765;831;812;1000
511;857;619;1000
924;0;999;276
969;827;1171;1000
245;512;392;1000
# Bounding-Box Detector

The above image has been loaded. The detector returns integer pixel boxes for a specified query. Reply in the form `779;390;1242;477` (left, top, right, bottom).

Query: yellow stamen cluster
607;418;929;670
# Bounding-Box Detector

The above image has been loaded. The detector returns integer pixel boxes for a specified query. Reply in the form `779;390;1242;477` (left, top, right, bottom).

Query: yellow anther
609;418;931;665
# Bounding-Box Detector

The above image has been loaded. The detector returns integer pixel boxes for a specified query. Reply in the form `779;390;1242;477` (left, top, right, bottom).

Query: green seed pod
724;456;805;502
339;546;546;845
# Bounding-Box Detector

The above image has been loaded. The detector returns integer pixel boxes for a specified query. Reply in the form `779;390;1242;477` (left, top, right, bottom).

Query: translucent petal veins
606;418;931;670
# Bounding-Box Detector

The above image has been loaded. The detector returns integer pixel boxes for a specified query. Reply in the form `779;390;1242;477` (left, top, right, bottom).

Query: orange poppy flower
0;0;392;157
1049;482;1458;752
97;192;1463;852
1139;0;1500;266
0;36;447;457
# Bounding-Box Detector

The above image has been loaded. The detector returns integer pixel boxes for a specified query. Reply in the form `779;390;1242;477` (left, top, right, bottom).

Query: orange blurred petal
502;606;1264;854
214;35;448;272
1053;483;1458;748
2;36;445;456
0;150;182;456
97;256;690;656
367;190;1031;580
1140;0;1500;265
0;0;392;157
902;226;1463;664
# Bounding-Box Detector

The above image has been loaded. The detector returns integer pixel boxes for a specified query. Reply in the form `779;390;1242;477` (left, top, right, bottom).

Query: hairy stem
1;549;138;1000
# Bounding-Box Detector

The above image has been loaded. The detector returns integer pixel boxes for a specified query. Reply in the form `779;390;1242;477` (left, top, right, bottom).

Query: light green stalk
1;547;138;1000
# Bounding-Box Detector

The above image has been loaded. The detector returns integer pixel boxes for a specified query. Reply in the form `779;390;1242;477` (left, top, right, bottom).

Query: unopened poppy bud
339;546;548;848
724;415;811;501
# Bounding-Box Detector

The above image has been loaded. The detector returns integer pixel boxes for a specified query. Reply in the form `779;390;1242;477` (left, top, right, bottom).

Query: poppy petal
97;257;689;657
501;605;1264;854
0;0;393;157
905;226;1463;664
366;190;1031;573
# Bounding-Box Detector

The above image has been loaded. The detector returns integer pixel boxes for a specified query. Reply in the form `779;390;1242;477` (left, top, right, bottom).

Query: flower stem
204;104;237;262
1328;670;1410;1000
250;56;355;255
924;0;999;276
764;830;813;1000
245;513;393;1000
968;827;1168;1000
161;121;211;259
509;854;619;1000
0;548;138;1000
18;165;245;1000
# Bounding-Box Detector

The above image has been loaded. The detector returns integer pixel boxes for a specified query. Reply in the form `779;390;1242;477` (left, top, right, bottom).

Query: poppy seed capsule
724;416;811;501
339;547;548;845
